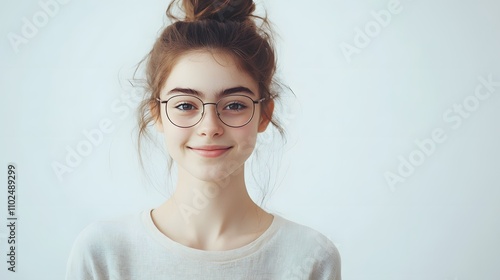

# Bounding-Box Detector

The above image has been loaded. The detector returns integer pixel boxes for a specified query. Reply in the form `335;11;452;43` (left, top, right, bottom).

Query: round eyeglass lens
165;95;204;128
217;95;255;127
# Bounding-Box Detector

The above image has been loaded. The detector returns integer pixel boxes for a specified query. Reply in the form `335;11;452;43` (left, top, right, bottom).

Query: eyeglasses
156;95;265;128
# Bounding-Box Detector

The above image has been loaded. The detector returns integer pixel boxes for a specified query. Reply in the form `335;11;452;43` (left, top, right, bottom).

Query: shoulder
67;211;143;264
274;214;340;256
272;214;342;279
65;211;146;279
73;211;142;248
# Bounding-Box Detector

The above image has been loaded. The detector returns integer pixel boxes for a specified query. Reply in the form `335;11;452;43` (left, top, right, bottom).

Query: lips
188;145;232;158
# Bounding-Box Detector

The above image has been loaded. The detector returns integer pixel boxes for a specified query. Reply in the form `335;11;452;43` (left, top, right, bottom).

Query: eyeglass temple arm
254;97;266;104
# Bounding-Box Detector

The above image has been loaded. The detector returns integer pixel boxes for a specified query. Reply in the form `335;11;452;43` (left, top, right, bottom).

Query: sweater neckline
140;208;283;262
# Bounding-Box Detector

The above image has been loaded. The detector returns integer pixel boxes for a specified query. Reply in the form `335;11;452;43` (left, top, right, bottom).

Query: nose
197;104;224;137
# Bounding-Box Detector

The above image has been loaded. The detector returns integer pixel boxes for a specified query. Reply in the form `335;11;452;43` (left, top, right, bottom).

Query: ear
258;99;274;132
150;101;164;133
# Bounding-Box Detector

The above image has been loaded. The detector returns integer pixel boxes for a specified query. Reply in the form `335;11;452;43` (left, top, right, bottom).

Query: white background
1;0;499;279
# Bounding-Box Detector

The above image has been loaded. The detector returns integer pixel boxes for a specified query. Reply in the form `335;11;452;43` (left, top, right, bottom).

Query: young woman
66;0;341;279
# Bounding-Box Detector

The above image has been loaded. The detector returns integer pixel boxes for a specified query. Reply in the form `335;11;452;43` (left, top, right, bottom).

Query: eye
175;102;197;111
224;102;248;111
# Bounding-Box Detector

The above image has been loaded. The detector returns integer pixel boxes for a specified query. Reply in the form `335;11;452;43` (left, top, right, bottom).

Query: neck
173;165;257;227
152;165;271;250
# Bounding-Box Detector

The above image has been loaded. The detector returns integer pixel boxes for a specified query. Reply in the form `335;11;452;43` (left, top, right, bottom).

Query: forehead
161;51;258;98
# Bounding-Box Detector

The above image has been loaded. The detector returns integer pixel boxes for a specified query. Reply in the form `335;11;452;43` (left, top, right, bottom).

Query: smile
188;146;232;158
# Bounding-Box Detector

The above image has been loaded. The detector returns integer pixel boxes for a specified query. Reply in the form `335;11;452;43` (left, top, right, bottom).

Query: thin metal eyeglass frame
155;95;266;128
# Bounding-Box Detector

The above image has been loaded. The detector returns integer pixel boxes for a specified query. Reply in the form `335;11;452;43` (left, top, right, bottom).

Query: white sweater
65;209;341;280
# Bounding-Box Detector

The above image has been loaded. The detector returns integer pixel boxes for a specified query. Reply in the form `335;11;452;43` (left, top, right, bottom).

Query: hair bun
172;0;256;22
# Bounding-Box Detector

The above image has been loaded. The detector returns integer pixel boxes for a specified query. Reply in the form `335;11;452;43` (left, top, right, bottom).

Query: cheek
163;125;190;149
233;127;258;155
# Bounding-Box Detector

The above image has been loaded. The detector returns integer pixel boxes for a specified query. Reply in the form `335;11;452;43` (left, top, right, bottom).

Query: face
154;51;273;182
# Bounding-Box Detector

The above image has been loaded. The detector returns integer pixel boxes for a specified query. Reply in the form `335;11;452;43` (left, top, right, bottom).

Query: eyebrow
166;86;255;97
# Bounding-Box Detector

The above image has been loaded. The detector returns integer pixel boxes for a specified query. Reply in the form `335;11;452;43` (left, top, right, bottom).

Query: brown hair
136;0;285;171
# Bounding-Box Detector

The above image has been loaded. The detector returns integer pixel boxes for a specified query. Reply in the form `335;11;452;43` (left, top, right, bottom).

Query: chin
187;160;245;183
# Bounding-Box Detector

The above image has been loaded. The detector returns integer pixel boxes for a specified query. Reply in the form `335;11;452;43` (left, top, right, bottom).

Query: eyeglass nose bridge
199;101;222;119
